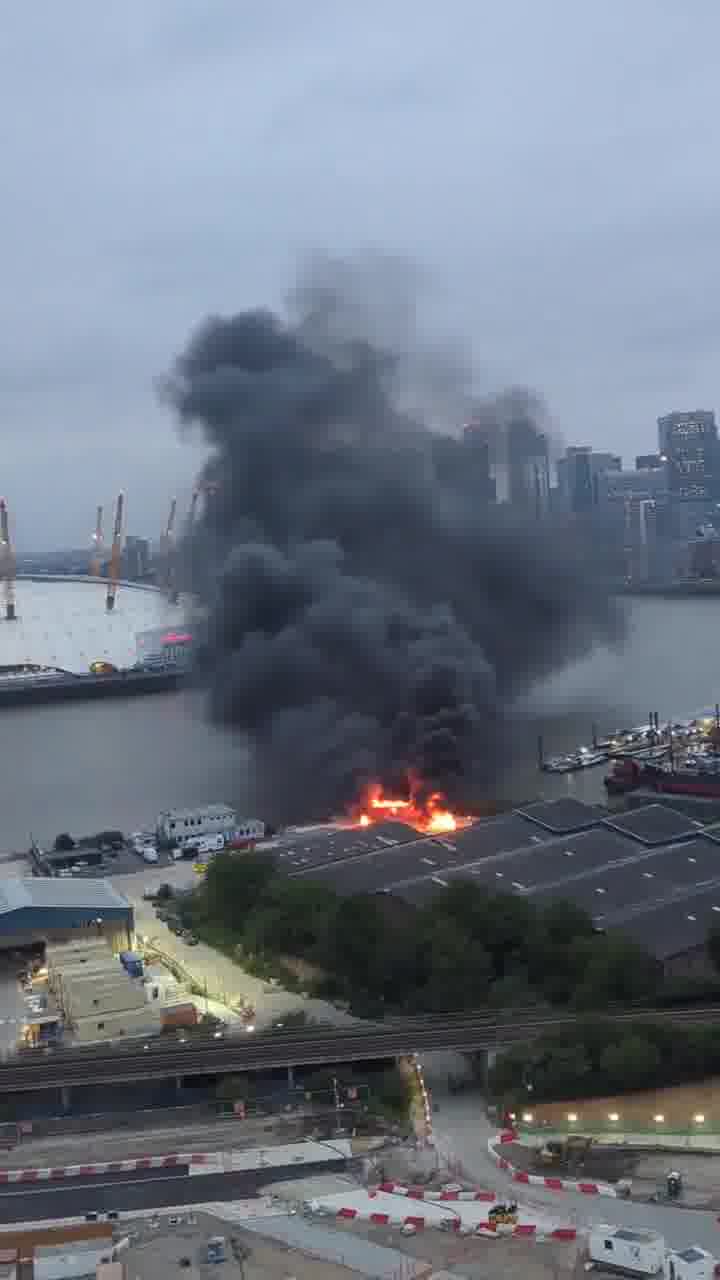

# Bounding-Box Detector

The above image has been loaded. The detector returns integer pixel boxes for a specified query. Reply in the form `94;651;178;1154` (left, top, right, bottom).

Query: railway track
3;1003;719;1092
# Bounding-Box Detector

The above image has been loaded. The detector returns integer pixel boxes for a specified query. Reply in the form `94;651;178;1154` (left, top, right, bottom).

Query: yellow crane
0;498;16;621
105;492;124;613
161;497;178;602
90;505;104;577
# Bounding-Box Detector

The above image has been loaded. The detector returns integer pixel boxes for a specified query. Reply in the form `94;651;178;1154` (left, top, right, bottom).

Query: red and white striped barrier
311;1187;576;1238
0;1153;214;1183
378;1181;497;1202
335;1203;576;1238
489;1133;617;1198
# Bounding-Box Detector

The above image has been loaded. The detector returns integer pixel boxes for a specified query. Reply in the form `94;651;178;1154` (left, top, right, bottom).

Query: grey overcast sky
2;0;719;547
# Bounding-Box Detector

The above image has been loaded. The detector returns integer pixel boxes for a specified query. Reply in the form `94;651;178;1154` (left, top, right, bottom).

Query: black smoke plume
164;259;621;822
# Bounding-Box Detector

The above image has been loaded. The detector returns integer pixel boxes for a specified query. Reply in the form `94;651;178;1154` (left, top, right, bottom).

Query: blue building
0;879;132;953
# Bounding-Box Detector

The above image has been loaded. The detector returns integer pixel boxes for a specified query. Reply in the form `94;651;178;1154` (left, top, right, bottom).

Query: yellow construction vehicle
488;1201;519;1229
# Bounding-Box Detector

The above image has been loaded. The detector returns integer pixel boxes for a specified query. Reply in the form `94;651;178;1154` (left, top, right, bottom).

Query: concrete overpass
3;1004;718;1093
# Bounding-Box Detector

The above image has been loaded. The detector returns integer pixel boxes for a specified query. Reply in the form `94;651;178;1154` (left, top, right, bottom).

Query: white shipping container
589;1226;665;1277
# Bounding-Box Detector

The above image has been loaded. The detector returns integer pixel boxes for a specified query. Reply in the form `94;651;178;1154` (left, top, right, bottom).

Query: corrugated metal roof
0;879;130;915
603;803;703;846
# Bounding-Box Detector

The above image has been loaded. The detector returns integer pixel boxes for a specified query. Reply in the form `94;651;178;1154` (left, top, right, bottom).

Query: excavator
537;1134;594;1172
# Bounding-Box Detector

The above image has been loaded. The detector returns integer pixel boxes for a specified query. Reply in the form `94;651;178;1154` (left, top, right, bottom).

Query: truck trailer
587;1227;717;1280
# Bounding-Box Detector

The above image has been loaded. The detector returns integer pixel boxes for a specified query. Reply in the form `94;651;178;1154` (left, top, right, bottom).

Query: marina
539;702;720;807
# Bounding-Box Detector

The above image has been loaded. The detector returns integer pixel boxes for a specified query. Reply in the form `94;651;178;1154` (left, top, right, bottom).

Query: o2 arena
0;577;184;673
0;578;190;705
0;492;198;703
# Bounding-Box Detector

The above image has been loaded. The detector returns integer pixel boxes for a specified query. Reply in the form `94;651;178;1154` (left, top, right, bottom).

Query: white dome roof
0;578;184;673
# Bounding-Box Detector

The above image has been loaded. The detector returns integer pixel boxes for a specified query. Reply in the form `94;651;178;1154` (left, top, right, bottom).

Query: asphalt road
3;1004;720;1092
0;1159;346;1223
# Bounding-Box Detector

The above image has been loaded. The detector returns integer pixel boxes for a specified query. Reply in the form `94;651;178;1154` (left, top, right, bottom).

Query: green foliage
490;1018;720;1103
600;1035;661;1090
183;853;710;1021
215;1074;256;1101
532;1043;593;1096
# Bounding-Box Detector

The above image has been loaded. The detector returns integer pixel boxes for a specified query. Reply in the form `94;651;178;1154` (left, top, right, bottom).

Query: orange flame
355;777;469;835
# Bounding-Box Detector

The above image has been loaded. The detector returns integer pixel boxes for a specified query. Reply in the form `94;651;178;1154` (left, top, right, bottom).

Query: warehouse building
280;800;720;975
0;879;133;956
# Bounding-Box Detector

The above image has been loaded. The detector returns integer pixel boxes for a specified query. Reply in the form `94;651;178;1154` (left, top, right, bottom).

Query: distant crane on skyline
90;505;104;578
0;498;17;621
160;496;178;604
105;492;124;613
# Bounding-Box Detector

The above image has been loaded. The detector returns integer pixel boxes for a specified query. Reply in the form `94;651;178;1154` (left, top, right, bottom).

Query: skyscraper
506;417;550;518
556;446;621;514
657;410;718;502
461;422;496;503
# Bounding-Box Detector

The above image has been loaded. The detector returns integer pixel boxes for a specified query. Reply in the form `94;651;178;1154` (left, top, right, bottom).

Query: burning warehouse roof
267;799;720;965
261;820;422;873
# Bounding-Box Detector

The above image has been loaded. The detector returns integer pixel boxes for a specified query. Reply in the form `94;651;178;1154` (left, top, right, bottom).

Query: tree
53;832;75;852
242;880;336;959
204;852;275;931
488;1044;529;1097
600;1035;661;1091
216;1074;256;1101
532;1043;592;1099
572;934;659;1008
542;900;595;947
322;895;387;995
415;917;492;1011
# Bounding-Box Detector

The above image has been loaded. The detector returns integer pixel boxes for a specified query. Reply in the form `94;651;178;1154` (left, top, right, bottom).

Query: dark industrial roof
603;804;703;846
600;885;720;961
269;821;421;873
392;827;639;905
262;799;720;962
290;812;545;895
434;814;545;862
293;835;476;895
515;797;607;834
40;847;105;864
531;837;720;920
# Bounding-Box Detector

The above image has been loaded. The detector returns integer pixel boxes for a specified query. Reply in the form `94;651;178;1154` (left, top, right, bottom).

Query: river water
2;596;720;849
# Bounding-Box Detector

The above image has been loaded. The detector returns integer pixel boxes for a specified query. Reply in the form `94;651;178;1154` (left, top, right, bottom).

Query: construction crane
187;479;219;530
0;499;16;621
161;496;178;604
90;505;104;577
105;492;124;613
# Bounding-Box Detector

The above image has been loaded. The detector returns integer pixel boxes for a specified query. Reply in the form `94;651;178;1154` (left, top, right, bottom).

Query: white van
200;833;225;853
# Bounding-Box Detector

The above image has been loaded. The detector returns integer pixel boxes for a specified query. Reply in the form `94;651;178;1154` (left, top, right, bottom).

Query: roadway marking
0;1172;191;1197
